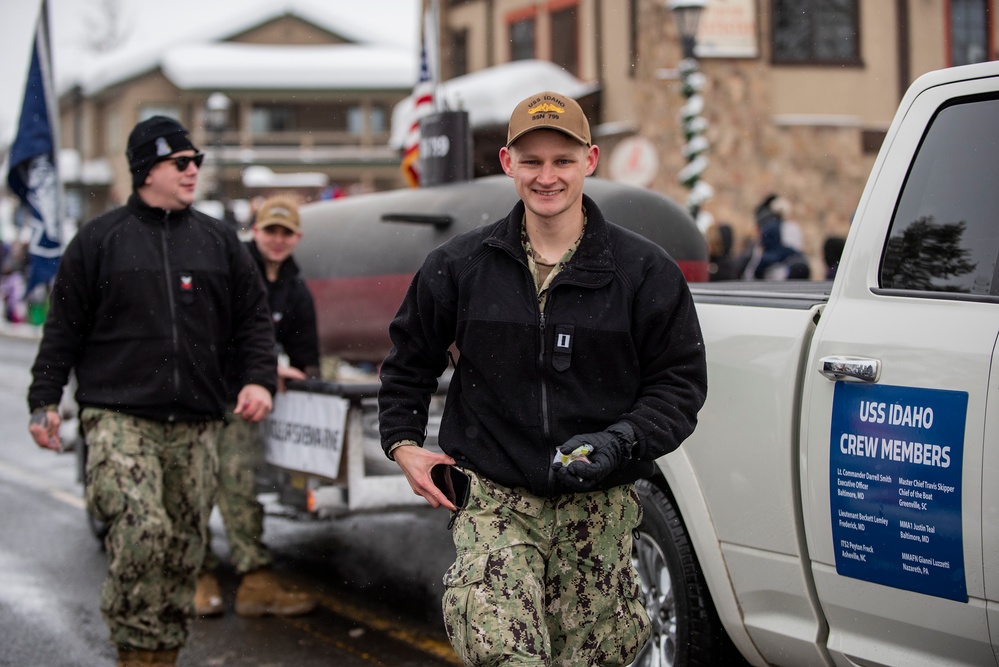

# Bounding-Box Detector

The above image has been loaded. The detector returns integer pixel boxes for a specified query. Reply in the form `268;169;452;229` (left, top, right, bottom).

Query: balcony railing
211;143;399;167
208;129;391;148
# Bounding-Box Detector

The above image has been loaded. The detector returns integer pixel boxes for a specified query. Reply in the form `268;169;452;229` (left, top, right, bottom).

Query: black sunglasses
159;152;205;171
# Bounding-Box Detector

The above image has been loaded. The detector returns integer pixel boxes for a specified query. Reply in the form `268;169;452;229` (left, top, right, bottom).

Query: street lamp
668;0;705;59
204;92;231;206
664;0;712;224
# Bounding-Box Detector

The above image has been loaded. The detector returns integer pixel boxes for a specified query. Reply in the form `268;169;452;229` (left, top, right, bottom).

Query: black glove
552;422;636;492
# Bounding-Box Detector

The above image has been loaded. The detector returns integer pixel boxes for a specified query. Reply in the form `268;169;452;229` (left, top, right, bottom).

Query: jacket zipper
160;211;181;420
537;284;558;493
538;308;550;440
527;260;554;443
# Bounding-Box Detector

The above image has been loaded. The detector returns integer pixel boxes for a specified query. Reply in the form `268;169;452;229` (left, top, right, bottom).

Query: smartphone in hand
431;464;471;509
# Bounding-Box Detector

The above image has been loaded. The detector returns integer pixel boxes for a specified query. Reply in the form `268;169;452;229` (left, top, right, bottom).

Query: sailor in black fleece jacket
198;194;320;619
27;116;275;665
378;92;706;666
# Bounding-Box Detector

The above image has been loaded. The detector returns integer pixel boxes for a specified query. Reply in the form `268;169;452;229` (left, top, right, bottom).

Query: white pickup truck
651;60;999;666
180;60;999;667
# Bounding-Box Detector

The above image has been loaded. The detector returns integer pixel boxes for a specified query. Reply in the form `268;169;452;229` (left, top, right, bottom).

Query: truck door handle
819;356;881;383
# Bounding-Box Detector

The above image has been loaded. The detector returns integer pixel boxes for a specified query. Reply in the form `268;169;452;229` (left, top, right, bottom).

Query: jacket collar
127;193;192;225
486;194;615;283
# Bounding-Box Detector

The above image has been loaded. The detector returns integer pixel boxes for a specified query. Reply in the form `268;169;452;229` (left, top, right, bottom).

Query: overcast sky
0;0;419;145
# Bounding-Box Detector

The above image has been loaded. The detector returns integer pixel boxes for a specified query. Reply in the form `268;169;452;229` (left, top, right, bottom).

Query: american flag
401;4;437;188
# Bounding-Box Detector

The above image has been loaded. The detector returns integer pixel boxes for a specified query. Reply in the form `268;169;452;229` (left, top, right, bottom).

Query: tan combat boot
117;647;178;666
234;568;316;617
194;571;224;617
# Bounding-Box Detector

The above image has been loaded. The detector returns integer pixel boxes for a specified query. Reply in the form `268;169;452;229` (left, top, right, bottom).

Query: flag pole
429;0;441;112
38;0;64;238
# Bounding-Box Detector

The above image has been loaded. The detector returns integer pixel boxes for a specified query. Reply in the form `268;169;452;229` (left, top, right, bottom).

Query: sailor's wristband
387;439;419;461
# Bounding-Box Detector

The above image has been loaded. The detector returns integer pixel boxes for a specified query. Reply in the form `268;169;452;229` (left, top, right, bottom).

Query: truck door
800;71;999;666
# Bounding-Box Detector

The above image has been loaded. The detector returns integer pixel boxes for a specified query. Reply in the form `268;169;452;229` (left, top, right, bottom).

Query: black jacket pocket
552;323;574;371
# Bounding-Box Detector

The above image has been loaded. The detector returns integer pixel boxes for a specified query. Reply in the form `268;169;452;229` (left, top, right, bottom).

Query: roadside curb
0;321;43;341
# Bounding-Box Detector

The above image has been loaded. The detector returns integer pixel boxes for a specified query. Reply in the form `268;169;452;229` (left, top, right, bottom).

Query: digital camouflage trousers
442;471;650;666
202;406;272;574
81;408;219;651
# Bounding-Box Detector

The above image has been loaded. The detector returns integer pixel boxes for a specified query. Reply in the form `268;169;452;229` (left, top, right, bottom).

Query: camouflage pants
202;406;272;574
442;471;650;666
81;408;219;651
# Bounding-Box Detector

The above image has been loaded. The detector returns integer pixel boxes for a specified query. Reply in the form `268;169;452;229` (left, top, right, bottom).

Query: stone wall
634;0;874;277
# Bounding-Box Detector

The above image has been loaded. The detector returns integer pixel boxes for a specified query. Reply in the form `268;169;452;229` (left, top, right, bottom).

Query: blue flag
6;1;62;294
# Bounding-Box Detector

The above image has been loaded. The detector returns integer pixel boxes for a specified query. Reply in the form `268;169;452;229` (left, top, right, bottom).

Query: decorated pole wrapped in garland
665;0;711;224
677;58;713;222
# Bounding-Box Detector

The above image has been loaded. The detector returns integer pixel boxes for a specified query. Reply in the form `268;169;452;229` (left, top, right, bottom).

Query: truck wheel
631;479;740;667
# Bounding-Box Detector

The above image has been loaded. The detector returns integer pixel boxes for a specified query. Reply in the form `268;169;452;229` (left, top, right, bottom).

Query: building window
950;0;990;66
550;4;579;75
861;129;887;155
347;105;386;135
370;106;387;134
510;15;536;61
629;0;639;77
450;28;469;77
772;0;860;65
138;105;180;123
250;105;293;133
106;108;123;153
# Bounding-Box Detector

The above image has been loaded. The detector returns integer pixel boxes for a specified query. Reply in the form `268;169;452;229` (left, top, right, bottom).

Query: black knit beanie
126;116;198;190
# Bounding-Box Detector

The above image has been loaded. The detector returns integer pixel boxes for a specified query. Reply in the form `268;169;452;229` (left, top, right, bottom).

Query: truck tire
632;478;742;667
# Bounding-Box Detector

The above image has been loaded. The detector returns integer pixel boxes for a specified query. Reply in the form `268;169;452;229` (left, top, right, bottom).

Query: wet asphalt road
0;332;460;666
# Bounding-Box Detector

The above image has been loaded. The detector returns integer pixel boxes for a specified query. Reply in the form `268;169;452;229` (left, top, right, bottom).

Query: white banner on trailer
261;390;349;480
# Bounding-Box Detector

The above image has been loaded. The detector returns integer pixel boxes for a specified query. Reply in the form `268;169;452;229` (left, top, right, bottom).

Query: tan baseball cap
254;195;300;233
506;91;591;147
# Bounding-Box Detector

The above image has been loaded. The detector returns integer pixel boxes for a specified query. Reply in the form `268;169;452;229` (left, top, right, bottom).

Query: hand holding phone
431;464;471;510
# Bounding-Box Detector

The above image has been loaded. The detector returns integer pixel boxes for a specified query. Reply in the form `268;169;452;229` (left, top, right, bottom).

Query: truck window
880;95;999;296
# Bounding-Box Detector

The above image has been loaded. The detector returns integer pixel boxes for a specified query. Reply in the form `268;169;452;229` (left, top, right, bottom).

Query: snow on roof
242;165;329;188
78;0;416;95
389;60;601;148
162;43;416;91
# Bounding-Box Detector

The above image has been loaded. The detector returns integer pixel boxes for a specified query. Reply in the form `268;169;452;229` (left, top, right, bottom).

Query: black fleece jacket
378;195;707;497
223;242;320;402
28;194;277;422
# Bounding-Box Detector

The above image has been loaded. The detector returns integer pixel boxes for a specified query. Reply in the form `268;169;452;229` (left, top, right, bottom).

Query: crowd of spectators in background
1;240;26;323
706;193;846;283
1;237;49;325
